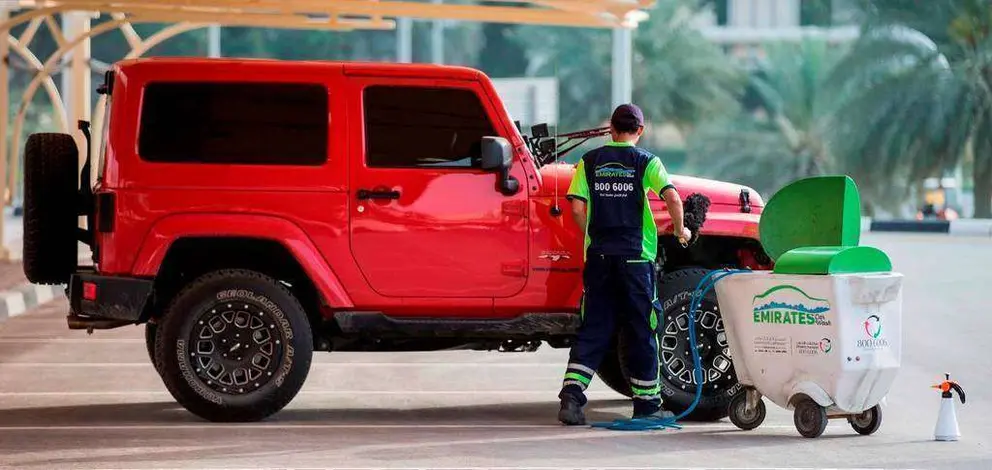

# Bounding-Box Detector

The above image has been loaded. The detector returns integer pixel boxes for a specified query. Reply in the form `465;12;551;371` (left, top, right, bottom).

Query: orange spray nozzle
932;373;966;404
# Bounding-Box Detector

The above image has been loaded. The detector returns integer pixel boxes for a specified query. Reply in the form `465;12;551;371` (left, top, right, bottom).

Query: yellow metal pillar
430;0;444;64
62;11;91;169
0;7;10;260
611;26;633;108
62;11;91;235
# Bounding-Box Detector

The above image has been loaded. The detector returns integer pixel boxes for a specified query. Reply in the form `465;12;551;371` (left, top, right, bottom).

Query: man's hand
677;226;692;246
662;187;689;246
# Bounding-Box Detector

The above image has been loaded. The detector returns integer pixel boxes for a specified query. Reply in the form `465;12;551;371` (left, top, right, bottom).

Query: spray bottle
932;374;966;441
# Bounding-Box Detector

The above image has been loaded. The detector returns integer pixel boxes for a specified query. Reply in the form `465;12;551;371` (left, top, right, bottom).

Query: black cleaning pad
682;193;711;246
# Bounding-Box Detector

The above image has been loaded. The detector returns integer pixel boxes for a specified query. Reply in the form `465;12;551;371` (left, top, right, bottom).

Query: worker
558;103;690;425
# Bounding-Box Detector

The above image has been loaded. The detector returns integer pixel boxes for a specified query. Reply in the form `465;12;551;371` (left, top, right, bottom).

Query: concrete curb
0;284;65;322
865;218;992;237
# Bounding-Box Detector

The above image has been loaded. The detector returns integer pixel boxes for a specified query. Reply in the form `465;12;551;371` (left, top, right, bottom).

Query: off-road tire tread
596;341;631;397
597;267;736;422
155;269;313;422
145;322;161;374
23;133;78;284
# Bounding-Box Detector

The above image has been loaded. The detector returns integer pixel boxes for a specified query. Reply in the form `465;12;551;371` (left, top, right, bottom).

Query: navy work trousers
559;253;662;416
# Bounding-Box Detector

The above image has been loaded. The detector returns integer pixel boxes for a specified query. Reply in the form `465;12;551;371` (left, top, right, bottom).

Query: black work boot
558;395;587;426
632;408;675;420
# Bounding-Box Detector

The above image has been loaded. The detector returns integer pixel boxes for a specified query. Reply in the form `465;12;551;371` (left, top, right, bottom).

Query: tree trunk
974;153;992;218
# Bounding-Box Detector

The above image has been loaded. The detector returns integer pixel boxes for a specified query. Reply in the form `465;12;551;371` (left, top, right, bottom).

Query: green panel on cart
774;246;892;275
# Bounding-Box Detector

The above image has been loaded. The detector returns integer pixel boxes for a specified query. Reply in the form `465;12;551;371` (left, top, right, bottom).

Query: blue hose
591;268;750;431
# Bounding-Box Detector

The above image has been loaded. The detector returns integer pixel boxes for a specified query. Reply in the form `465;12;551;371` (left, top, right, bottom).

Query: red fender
132;213;353;308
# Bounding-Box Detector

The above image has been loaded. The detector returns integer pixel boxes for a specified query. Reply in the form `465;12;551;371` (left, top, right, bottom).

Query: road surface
0;233;989;469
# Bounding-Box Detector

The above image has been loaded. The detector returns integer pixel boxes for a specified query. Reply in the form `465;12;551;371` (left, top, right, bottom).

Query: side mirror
480;136;519;196
481;136;512;171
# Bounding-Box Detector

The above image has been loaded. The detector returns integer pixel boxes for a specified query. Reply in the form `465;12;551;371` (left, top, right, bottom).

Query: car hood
537;163;763;209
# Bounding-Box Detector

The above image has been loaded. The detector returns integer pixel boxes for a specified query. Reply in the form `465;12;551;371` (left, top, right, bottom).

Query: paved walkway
0;233;989;469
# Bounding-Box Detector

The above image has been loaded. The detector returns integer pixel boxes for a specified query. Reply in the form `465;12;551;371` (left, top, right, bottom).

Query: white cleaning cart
714;271;902;437
705;175;903;437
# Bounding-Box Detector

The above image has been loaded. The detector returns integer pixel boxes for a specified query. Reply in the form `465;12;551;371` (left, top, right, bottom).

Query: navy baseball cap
610;103;644;132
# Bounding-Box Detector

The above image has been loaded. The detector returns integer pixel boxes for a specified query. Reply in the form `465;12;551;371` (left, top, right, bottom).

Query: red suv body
23;58;768;422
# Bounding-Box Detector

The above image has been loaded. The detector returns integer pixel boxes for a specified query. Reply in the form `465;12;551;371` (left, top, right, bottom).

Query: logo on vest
594;162;635;178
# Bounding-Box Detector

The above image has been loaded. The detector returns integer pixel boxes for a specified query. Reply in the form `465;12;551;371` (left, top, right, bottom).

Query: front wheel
728;391;765;430
597;268;739;421
155;270;313;422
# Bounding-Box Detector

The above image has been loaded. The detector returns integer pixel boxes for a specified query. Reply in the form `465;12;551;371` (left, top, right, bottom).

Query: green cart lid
774;246;892;275
759;175;862;262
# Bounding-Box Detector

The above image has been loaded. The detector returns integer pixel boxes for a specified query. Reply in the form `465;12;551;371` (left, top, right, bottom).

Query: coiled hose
592;268;750;431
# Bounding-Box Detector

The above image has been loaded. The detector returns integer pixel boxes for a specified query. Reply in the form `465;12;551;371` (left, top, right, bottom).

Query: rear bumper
69;272;153;323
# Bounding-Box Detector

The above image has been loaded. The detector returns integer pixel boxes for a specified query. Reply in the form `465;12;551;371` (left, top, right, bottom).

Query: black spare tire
596;268;739;421
23;133;78;284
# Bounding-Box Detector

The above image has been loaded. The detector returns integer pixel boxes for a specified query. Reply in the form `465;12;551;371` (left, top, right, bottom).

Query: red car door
347;78;529;299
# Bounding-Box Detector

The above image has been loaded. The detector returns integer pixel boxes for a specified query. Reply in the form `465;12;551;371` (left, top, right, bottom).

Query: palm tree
516;0;744;138
632;1;745;136
826;0;992;217
686;40;846;200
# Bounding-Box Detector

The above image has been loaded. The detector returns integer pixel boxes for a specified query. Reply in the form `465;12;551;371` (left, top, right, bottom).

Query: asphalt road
0;233;989;469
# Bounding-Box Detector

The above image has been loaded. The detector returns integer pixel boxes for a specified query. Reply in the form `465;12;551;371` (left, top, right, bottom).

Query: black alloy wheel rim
187;301;285;395
659;298;735;393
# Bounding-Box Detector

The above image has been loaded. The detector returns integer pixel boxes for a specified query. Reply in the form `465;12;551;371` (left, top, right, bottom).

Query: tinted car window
139;82;328;165
364;86;496;168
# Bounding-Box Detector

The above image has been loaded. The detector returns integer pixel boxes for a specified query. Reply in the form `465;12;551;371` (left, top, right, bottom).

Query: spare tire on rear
24;133;79;284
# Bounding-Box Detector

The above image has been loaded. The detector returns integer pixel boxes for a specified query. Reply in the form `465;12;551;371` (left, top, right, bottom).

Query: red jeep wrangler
23;58;769;422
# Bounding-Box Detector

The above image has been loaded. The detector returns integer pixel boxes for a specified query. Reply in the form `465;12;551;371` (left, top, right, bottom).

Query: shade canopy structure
5;0;654;29
0;0;654;260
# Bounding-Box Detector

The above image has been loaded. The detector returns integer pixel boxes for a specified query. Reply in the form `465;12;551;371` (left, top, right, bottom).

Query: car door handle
357;189;401;201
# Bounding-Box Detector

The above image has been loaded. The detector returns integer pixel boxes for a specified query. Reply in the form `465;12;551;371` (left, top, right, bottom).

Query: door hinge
501;261;527;277
502;200;527;218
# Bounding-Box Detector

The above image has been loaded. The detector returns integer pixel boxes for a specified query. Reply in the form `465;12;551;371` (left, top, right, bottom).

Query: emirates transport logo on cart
858;314;889;350
751;285;831;326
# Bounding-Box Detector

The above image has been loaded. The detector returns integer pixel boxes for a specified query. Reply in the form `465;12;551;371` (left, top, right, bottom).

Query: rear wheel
23;133;78;284
848;405;882;436
155;270;313;422
145;322;161;374
597;268;738;421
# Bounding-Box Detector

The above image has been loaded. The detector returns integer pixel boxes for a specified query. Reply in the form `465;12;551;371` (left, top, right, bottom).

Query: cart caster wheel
729;392;766;431
848;405;882;435
794;397;828;438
